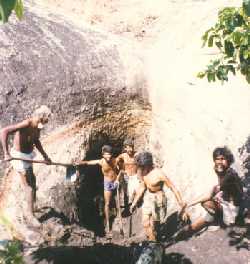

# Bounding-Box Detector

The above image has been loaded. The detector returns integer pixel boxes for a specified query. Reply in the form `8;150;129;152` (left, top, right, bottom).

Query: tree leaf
232;31;242;46
243;49;249;59
0;0;17;23
224;40;234;57
243;0;250;17
215;41;223;49
197;72;205;78
207;72;216;82
14;0;23;20
227;65;236;75
208;35;214;47
246;71;250;83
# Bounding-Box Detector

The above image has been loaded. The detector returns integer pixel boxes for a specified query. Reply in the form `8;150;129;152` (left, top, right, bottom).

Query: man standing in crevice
116;139;140;214
75;145;119;235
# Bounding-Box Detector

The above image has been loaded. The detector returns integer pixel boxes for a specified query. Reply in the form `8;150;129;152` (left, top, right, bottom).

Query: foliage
0;0;23;24
0;240;24;264
198;0;250;84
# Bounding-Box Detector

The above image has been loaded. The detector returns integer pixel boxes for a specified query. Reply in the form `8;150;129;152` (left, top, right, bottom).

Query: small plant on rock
0;240;24;264
0;0;23;23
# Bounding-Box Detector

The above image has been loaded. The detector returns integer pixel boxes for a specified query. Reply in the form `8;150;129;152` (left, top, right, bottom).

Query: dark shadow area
227;225;250;251
27;244;132;264
239;136;250;218
162;252;193;264
38;207;71;225
232;136;250;250
158;212;182;241
76;132;124;236
76;165;105;236
26;243;193;264
158;211;191;245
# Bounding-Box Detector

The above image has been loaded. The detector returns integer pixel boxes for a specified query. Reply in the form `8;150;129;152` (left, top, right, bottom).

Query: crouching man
130;151;188;241
184;147;243;235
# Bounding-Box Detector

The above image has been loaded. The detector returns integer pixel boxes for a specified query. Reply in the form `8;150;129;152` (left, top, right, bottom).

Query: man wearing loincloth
0;105;52;227
75;145;119;234
116;139;140;210
130;151;188;241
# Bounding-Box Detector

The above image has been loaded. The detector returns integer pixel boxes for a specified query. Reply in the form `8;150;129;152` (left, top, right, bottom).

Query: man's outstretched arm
187;190;213;208
161;173;190;221
0;120;30;160
75;159;101;166
162;174;186;208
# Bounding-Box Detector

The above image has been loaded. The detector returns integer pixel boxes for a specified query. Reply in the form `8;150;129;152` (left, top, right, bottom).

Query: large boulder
0;1;151;241
0;2;149;130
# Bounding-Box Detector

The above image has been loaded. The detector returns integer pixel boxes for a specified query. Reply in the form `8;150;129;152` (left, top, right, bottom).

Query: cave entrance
76;132;124;236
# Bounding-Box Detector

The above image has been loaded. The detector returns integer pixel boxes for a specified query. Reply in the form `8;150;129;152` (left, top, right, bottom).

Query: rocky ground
21;214;250;264
1;1;250;263
165;226;250;264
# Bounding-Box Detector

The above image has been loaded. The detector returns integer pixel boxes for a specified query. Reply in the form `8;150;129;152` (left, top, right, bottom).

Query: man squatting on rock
116;139;140;211
75;145;119;234
0;105;52;227
181;146;243;236
130;151;189;241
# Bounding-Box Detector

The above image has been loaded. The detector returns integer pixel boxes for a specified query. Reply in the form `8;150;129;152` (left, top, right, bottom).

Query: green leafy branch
0;0;23;24
198;0;250;83
0;240;24;264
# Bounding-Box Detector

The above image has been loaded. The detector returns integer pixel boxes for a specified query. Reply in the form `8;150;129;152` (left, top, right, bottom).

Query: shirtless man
0;105;52;226
75;145;118;234
116;139;139;208
130;151;188;241
180;147;243;237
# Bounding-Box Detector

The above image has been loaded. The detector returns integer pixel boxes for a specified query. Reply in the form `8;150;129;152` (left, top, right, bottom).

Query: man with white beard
0;105;52;227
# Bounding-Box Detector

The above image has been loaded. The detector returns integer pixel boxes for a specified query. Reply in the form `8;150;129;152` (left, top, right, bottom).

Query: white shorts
203;200;239;225
10;149;35;172
127;175;140;200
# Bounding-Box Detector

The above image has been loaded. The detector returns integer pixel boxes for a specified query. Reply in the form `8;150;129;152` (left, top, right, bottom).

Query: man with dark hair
116;139;139;208
0;105;52;227
212;146;234;166
130;151;188;241
182;146;243;235
75;144;119;234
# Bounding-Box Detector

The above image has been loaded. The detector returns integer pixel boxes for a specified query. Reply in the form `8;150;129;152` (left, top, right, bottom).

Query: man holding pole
0;105;52;226
116;139;140;211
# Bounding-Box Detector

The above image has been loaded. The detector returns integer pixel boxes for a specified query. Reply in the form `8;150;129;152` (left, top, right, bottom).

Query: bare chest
101;159;117;175
144;175;163;189
16;128;39;145
123;154;136;165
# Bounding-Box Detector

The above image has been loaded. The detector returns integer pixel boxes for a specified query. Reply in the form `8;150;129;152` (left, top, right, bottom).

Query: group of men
1;106;249;243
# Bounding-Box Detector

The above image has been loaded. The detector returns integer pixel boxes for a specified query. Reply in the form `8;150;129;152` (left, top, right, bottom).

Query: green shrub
198;0;250;84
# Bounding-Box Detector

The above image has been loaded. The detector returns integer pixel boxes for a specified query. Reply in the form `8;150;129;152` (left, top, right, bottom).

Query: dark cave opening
76;132;124;236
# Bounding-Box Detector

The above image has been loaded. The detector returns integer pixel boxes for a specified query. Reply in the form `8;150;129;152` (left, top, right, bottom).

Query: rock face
0;1;151;242
0;3;148;129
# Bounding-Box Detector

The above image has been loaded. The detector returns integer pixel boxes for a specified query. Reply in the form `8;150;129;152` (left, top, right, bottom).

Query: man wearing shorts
130;151;188;241
75;145;119;234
